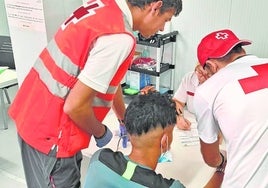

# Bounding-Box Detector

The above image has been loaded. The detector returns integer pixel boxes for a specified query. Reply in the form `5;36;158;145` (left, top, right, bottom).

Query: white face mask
158;137;173;163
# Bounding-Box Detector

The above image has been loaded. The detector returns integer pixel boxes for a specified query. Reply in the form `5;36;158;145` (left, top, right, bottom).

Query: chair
0;36;17;102
0;36;18;129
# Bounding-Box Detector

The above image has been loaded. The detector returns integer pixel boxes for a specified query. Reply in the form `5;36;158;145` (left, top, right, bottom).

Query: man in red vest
8;0;183;187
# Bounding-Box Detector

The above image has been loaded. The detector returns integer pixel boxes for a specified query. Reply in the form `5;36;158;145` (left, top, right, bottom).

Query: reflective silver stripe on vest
34;58;70;98
47;39;81;77
106;85;118;94
35;59;118;106
92;85;118;107
35;61;118;105
92;96;112;107
34;39;119;106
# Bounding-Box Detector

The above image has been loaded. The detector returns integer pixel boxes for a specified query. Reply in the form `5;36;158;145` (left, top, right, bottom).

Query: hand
195;64;209;84
176;115;191;130
119;124;128;148
94;125;113;148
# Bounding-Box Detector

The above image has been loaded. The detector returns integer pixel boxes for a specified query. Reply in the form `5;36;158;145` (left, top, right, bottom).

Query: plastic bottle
141;46;150;57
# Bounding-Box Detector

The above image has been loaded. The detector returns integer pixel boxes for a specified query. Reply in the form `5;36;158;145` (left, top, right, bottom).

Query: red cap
197;29;252;67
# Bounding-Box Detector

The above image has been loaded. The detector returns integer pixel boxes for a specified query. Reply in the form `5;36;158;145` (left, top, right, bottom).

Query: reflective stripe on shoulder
99;148;175;187
122;161;137;180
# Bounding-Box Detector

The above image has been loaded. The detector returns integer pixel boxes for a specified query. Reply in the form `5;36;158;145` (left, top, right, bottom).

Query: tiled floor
0;85;131;187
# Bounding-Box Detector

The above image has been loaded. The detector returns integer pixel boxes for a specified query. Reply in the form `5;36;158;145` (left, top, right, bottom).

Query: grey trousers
18;135;82;188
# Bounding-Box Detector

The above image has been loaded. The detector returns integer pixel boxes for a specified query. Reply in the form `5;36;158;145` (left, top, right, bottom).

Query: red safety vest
9;0;136;157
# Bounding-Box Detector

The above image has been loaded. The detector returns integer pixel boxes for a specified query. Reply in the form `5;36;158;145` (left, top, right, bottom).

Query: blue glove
94;125;113;148
119;124;128;148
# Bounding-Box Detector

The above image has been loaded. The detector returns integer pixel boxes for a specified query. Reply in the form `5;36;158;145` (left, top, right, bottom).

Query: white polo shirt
173;71;199;113
194;55;268;187
78;0;135;93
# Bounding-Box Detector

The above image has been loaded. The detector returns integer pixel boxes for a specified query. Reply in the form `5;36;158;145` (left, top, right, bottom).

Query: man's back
195;55;268;187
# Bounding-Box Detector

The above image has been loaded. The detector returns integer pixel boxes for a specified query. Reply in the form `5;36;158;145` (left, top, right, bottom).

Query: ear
150;1;163;15
160;134;168;152
205;60;219;74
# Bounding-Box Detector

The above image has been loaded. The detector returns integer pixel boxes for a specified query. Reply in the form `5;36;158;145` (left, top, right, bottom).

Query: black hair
216;44;244;63
125;92;177;136
127;0;183;16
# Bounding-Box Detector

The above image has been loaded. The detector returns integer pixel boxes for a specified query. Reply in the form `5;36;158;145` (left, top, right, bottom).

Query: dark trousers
18;135;82;188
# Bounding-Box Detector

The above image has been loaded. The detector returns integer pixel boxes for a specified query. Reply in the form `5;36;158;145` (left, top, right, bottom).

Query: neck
128;148;161;170
233;54;247;61
231;51;247;62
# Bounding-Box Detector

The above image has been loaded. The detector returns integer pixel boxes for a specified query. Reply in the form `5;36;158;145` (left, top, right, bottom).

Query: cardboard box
126;71;150;90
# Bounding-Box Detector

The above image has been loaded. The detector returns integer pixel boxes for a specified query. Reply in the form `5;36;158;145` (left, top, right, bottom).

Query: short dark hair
127;0;183;16
216;44;244;63
125;92;177;136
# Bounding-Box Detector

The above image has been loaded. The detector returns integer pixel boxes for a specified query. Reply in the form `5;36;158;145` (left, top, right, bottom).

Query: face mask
158;150;173;163
158;136;173;163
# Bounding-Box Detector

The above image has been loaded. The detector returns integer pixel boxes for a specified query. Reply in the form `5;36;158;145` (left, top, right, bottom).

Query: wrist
94;125;107;139
177;108;183;116
216;153;226;173
118;119;125;125
94;125;113;148
218;152;225;167
216;165;225;173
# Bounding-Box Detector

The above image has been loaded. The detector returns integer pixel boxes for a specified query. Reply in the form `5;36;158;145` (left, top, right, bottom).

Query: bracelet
216;165;225;173
218;152;225;167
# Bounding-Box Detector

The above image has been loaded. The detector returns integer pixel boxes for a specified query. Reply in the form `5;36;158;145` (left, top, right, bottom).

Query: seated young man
84;92;186;188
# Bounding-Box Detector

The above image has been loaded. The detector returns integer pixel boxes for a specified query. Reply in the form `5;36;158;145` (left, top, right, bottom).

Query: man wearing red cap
194;29;268;187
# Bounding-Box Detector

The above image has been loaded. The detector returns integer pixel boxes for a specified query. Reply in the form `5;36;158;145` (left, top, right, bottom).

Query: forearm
63;80;105;138
204;158;226;188
173;99;191;130
65;101;105;138
200;139;225;167
173;98;185;113
112;86;126;120
176;115;191;130
204;171;224;188
206;152;224;168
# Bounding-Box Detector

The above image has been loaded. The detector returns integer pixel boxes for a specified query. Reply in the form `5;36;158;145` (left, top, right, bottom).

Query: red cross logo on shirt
61;0;104;30
238;63;268;94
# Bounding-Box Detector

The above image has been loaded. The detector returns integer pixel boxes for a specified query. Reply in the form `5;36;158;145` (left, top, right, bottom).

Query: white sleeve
78;33;134;93
173;72;192;103
194;88;219;144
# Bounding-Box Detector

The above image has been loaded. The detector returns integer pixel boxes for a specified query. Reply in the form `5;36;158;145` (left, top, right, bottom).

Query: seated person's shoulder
90;148;114;162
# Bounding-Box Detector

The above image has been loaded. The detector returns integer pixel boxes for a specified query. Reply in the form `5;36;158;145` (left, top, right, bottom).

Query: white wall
171;0;268;90
3;0;82;85
2;0;268;89
0;0;9;36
